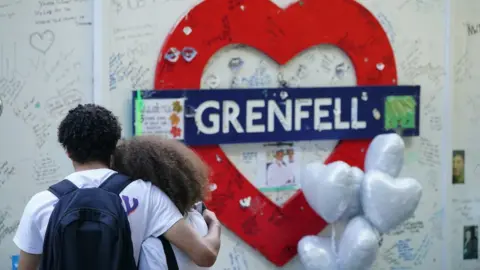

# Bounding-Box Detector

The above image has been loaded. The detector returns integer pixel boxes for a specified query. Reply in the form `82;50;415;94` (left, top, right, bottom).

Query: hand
203;209;219;227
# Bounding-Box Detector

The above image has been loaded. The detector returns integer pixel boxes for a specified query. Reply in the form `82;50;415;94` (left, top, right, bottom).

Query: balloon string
331;222;337;255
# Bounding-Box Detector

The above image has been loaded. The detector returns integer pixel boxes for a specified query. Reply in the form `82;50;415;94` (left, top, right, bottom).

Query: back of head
57;104;122;166
111;136;209;214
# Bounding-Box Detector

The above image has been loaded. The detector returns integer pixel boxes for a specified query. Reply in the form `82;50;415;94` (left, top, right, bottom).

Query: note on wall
136;98;185;139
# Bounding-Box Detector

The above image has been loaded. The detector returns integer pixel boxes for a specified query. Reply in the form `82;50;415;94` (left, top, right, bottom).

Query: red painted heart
154;0;397;266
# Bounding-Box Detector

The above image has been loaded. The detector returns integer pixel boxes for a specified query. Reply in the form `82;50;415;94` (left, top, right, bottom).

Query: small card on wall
134;92;185;139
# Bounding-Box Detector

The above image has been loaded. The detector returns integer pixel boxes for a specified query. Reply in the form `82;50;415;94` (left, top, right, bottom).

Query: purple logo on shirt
122;195;139;215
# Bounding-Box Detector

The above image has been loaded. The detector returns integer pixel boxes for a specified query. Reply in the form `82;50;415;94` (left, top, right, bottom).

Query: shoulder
24;190;58;219
121;179;171;200
120;179;179;217
14;190;57;253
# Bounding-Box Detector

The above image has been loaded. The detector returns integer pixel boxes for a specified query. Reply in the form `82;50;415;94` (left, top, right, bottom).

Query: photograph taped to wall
463;225;478;260
257;144;301;192
453;150;465;184
237;144;300;206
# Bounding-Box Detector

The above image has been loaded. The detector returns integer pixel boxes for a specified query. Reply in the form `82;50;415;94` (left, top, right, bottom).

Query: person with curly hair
13;104;220;270
112;136;219;269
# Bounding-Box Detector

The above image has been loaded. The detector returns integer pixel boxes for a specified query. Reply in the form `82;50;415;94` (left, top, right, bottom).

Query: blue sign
12;255;18;270
132;86;420;145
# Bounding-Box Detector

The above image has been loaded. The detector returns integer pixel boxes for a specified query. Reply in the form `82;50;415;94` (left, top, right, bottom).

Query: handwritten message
33;155;61;185
45;89;83;117
0;0;20;19
390;219;425;236
111;0;166;14
227;244;250;270
0;71;26;107
418;137;440;168
109;52;150;91
0;161;15;188
137;98;185;139
381;233;433;268
241;152;257;164
34;0;92;26
11;97;52;148
452;198;480;222
113;23;156;42
0;207;19;246
467;23;480;36
398;39;444;91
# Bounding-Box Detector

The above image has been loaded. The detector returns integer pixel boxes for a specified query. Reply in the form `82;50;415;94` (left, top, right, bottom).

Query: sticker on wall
148;0;419;266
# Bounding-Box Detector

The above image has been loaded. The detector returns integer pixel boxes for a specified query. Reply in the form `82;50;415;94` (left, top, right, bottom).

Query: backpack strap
99;173;132;195
48;180;78;198
159;235;179;270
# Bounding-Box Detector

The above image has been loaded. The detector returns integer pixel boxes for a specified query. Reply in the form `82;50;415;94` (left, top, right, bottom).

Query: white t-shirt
139;209;209;270
13;168;183;264
266;160;293;187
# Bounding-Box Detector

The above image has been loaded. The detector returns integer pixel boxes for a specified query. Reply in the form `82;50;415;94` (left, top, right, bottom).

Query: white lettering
222;100;244;133
195;97;365;135
246;100;265;133
351;97;366;129
195;101;220;134
334;98;350;129
267;100;292;132
294;99;312;131
314;98;332;131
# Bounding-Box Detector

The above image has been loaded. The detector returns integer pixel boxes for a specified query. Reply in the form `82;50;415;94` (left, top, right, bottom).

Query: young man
14;104;221;270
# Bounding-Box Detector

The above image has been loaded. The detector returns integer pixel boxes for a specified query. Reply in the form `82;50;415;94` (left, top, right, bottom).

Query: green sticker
135;90;144;136
384;95;416;130
259;185;299;192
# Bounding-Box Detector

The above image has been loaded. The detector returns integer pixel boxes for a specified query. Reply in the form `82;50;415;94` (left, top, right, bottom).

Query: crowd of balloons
298;133;423;270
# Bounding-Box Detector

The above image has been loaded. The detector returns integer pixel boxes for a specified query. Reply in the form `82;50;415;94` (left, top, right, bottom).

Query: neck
73;161;109;172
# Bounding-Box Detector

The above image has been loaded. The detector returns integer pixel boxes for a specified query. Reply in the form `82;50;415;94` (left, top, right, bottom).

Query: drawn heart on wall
154;0;397;266
29;30;55;54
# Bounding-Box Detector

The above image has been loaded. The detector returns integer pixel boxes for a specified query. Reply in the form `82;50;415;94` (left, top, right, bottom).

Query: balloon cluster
298;133;423;270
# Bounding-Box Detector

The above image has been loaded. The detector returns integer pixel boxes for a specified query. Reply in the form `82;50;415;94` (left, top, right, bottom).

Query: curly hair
58;104;121;165
111;136;210;214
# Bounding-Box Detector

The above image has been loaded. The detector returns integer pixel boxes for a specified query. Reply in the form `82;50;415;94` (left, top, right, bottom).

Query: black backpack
40;173;137;270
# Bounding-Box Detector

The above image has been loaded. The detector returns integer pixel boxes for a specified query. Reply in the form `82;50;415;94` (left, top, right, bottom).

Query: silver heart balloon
298;236;337;270
364;133;405;178
339;167;364;221
361;170;422;233
301;161;355;223
337;216;380;270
